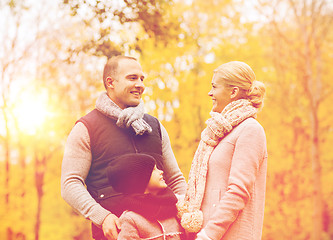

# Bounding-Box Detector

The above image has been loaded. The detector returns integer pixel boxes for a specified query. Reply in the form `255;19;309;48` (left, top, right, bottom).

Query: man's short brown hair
102;56;137;89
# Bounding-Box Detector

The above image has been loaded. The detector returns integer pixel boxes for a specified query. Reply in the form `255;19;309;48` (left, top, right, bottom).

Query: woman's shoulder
234;118;267;148
236;117;265;132
241;117;262;125
225;118;266;142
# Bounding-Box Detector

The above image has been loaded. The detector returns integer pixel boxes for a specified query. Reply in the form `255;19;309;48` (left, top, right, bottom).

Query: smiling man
61;56;186;240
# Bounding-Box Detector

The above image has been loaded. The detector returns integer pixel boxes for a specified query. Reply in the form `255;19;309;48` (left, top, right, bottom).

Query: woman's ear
230;86;240;99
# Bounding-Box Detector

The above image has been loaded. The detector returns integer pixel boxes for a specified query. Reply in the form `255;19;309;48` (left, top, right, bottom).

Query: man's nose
135;79;145;88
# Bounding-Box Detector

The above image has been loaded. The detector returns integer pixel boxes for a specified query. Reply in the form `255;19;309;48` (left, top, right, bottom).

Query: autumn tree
0;0;39;238
0;0;104;239
61;0;181;58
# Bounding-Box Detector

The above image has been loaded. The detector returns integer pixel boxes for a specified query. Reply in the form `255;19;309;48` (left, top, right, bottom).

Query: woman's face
208;74;233;113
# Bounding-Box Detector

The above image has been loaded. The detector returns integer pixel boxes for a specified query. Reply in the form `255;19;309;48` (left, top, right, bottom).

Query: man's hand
102;213;120;240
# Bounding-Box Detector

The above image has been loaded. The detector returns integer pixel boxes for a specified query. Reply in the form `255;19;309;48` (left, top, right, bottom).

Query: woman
177;61;267;240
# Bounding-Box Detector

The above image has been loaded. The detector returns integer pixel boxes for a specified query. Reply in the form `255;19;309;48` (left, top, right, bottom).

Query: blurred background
0;0;332;239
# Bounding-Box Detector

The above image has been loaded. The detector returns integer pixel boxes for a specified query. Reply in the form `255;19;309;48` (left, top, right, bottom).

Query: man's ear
106;76;115;89
230;87;240;99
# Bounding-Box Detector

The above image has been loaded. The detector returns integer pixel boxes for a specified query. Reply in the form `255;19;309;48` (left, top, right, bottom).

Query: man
61;56;186;240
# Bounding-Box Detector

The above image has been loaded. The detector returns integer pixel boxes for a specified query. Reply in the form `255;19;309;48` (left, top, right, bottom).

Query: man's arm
159;122;187;195
61;122;111;226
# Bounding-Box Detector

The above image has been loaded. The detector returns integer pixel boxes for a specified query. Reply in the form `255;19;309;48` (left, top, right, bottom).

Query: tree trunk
301;1;323;237
34;156;45;240
310;99;323;240
2;103;10;205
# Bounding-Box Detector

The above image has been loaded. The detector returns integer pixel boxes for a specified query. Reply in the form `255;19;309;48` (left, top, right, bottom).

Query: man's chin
127;101;141;108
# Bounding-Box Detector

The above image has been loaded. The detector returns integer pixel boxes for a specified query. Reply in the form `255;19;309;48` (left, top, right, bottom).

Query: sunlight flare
13;91;50;135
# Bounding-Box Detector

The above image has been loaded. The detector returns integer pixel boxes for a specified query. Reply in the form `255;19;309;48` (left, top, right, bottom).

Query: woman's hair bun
247;80;265;109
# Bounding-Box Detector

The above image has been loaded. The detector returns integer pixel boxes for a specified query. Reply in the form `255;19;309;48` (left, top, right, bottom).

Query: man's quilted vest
77;109;163;216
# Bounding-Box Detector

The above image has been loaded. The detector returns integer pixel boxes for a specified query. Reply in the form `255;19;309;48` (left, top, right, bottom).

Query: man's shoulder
77;109;109;125
143;113;159;122
143;114;162;133
80;109;101;120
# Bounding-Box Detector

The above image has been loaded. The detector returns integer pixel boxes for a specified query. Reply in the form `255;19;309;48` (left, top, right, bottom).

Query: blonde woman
178;61;268;240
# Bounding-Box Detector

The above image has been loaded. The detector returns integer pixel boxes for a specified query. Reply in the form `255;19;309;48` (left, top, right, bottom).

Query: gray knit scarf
96;92;152;135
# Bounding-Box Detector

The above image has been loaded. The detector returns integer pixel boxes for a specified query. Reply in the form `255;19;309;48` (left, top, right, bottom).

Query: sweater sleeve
203;122;267;240
159;122;187;195
61;122;111;227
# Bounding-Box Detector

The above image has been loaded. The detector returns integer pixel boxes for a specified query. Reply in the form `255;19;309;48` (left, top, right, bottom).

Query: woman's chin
211;107;219;113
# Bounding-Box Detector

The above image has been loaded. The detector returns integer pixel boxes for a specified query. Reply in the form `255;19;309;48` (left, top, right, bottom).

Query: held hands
102;213;120;240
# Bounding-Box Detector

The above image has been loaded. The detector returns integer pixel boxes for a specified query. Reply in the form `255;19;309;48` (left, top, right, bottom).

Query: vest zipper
131;136;138;153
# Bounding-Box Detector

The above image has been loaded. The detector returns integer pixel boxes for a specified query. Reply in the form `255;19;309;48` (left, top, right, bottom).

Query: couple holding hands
61;56;267;240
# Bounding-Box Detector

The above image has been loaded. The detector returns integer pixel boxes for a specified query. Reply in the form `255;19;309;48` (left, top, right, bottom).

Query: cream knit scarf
96;92;152;135
177;99;258;233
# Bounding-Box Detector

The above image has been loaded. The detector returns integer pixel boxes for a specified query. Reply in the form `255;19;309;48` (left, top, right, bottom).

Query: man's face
107;58;145;109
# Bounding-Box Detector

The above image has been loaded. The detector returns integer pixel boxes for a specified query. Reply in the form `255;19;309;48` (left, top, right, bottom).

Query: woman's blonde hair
214;61;265;109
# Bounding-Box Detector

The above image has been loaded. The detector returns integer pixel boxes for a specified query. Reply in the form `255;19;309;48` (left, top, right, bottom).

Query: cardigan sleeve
202;122;267;240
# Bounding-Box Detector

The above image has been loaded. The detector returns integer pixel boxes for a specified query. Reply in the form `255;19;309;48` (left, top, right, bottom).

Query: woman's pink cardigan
200;118;268;240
